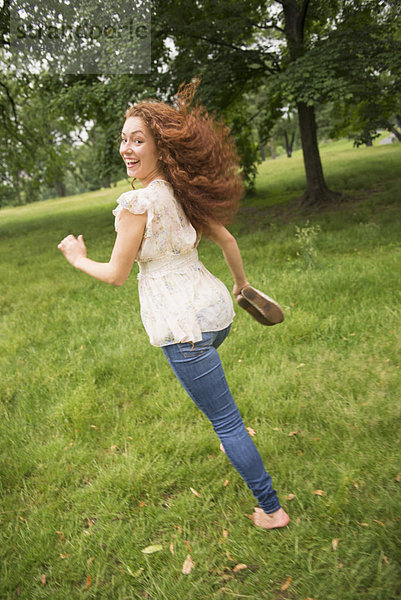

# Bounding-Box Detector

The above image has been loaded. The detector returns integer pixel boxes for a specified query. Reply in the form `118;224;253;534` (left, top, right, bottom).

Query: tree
153;0;400;205
0;0;157;204
1;1;400;206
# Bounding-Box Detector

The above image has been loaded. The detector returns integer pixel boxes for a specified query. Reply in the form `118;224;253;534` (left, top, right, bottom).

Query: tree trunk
269;137;276;160
297;101;340;205
284;131;295;157
14;170;22;205
54;179;67;197
260;140;266;161
390;126;401;142
284;131;291;157
282;0;339;205
103;173;111;188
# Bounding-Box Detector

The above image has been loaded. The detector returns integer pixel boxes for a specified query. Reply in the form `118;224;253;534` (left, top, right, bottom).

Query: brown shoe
236;285;285;326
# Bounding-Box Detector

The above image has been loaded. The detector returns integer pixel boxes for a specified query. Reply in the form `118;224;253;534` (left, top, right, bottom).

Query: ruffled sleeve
112;188;153;237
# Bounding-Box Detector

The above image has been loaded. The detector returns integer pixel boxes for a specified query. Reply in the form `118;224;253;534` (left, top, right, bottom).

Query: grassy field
1;140;401;600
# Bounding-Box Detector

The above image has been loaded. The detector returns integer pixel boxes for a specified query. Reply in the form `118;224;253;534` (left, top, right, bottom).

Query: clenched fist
58;234;87;267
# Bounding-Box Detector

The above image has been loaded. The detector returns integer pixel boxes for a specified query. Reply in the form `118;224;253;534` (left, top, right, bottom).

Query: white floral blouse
112;179;235;346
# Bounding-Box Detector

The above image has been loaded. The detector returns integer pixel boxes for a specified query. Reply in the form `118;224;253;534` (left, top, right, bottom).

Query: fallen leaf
182;554;195;575
288;430;301;436
246;427;256;437
273;427;280;431
223;479;229;487
296;517;301;525
183;540;192;552
297;363;305;368
353;482;359;490
18;516;27;523
395;473;401;482
87;557;95;569
233;564;248;573
313;437;321;442
223;529;229;538
332;538;339;551
174;524;182;534
357;522;369;527
90;425;98;429
286;493;296;501
40;574;46;587
55;530;65;540
383;554;389;565
85;575;92;591
123;562;144;578
312;489;325;496
141;544;163;554
374;520;385;527
226;551;235;562
169;542;175;555
59;554;70;559
190;487;201;498
137;500;147;508
281;576;292;591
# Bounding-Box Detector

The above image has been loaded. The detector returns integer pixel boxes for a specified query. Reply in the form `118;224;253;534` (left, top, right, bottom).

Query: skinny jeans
162;325;281;514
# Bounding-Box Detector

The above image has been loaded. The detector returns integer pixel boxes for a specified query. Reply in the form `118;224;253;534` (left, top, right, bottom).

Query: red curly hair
123;79;244;233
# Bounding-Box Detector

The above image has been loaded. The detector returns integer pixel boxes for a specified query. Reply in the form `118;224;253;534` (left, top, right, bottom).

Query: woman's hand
58;234;87;267
233;281;249;297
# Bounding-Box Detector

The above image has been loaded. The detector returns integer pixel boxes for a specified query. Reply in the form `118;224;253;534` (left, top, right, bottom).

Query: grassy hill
1;140;400;599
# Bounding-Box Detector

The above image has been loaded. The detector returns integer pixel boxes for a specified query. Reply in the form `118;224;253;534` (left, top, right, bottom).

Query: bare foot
252;507;290;530
219;442;226;454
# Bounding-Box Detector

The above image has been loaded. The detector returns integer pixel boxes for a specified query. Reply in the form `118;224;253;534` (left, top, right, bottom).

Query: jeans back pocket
177;332;214;359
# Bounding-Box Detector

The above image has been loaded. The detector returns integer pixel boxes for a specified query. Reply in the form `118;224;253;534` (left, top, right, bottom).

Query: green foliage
1;0;401;206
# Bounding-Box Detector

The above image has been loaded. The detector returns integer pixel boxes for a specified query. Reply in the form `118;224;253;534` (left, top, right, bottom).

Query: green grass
1;141;401;599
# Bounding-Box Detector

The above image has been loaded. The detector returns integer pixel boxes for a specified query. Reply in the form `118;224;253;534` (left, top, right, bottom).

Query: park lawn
0;141;400;600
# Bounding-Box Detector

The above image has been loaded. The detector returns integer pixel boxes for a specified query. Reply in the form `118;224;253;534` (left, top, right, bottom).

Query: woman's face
120;116;163;187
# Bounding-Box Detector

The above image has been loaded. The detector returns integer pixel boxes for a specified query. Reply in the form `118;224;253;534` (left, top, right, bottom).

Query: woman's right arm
58;209;147;286
203;221;249;296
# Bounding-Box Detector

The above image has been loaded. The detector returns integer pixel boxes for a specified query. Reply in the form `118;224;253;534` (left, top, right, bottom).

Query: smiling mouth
125;159;139;168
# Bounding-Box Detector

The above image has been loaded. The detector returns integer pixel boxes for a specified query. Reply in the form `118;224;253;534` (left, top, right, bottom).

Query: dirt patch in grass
237;184;396;232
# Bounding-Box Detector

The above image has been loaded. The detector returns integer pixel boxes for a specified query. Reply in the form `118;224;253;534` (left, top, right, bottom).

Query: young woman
58;82;289;530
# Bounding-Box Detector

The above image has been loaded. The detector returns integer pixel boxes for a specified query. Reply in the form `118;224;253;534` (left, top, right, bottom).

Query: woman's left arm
57;209;147;286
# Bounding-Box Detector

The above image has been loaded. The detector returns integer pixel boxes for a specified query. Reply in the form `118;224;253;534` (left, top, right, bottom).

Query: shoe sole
236;296;274;326
238;285;284;326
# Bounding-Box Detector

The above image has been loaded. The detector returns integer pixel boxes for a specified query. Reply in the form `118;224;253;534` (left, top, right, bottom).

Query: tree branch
164;25;254;55
166;26;280;74
300;0;311;39
0;80;18;126
253;22;285;33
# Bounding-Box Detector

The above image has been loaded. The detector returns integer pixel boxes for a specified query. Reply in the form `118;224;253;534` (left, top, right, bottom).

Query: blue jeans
162;325;281;514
